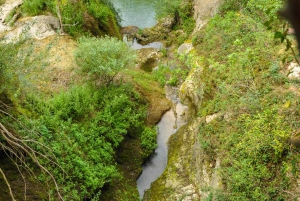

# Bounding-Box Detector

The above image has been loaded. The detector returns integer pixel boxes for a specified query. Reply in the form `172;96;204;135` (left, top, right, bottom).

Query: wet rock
137;48;163;72
121;26;139;41
135;16;175;45
82;11;103;36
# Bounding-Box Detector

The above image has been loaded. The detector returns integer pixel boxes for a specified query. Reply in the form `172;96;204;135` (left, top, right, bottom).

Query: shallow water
137;87;188;198
130;38;163;50
108;0;159;28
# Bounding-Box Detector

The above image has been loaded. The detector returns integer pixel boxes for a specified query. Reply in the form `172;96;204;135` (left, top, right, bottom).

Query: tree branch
0;168;16;201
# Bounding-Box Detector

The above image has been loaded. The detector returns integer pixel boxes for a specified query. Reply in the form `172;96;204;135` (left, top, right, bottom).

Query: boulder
4;15;60;42
135;16;175;45
121;26;139;41
137;48;163;72
288;62;300;79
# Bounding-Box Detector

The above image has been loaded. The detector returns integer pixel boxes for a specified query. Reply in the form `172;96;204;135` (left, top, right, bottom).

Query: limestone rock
178;43;193;55
136;16;175;45
0;0;23;33
193;0;223;32
205;113;221;123
179;67;204;110
3;15;60;42
288;62;300;80
160;16;175;30
121;26;139;41
137;48;163;72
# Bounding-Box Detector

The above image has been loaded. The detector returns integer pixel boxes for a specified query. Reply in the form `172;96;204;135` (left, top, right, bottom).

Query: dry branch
0;116;65;200
0;168;16;201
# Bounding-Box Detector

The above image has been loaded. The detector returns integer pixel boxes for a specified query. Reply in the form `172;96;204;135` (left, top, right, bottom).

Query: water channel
108;0;189;199
137;86;188;198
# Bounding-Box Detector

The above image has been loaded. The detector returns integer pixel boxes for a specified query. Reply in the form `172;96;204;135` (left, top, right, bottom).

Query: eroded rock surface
3;15;60;42
193;0;223;31
0;0;22;33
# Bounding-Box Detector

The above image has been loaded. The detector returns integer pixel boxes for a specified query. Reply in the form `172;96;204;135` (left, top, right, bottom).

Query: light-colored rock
3;15;60;42
137;47;163;71
160;16;175;29
178;43;193;55
179;67;204;110
288;62;300;80
0;0;23;33
193;0;223;31
206;113;221;123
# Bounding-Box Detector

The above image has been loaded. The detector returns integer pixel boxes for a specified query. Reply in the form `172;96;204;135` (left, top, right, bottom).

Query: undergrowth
21;0;121;38
191;0;300;200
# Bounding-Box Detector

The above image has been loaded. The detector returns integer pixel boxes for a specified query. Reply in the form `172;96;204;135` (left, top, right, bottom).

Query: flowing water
108;1;188;199
108;0;159;28
137;87;188;198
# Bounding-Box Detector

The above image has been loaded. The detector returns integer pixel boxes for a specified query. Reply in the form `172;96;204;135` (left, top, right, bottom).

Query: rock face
193;0;223;31
121;26;139;41
3;15;60;42
135;16;175;45
136;48;163;72
0;0;23;33
143;47;222;200
179;67;204;111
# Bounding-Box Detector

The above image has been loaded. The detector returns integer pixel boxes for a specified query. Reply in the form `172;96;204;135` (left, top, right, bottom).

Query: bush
141;127;157;158
21;84;147;199
75;36;136;86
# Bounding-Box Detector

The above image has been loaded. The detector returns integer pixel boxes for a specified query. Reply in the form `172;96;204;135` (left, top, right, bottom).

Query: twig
0;168;16;201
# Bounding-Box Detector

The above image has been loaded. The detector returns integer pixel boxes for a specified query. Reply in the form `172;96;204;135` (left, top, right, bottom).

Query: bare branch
0;168;16;201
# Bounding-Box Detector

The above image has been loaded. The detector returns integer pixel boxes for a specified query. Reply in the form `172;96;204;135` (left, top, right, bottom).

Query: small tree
75;36;136;86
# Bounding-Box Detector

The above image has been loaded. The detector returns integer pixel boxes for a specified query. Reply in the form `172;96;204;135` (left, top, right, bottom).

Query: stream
108;0;189;199
137;86;188;198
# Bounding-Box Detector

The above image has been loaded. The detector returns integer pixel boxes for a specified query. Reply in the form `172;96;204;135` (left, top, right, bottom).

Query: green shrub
75;36;136;86
141;127;157;158
21;0;120;37
21;0;54;16
21;84;147;199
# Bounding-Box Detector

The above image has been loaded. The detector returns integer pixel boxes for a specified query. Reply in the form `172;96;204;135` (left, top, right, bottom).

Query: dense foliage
22;83;149;199
21;0;121;37
192;0;300;200
0;35;157;199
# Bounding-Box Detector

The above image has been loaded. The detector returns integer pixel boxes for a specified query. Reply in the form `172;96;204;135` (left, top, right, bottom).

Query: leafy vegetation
0;35;157;200
21;83;149;199
21;0;121;38
191;0;300;200
156;0;195;36
75;36;136;86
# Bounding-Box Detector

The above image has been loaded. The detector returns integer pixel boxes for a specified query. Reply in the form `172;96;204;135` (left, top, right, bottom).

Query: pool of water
108;0;159;28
